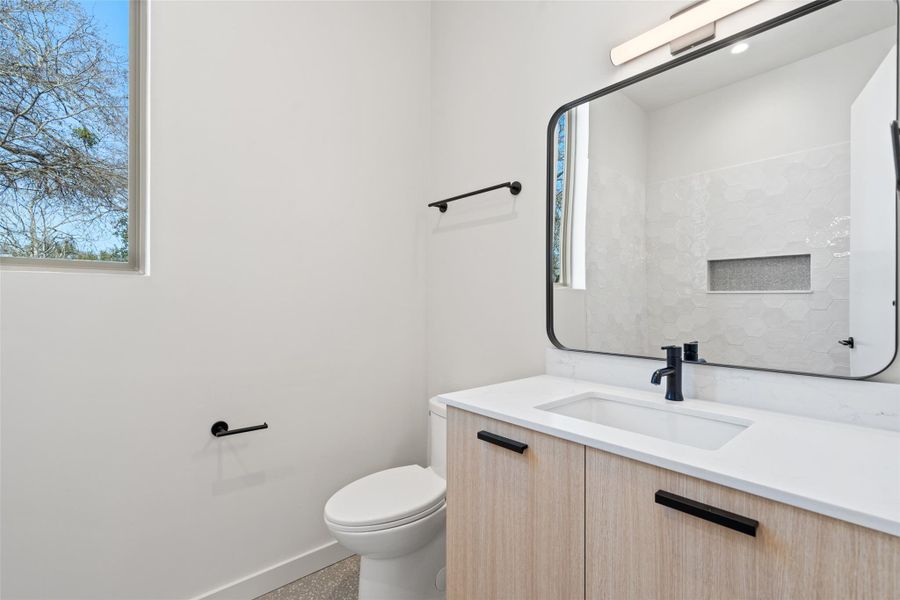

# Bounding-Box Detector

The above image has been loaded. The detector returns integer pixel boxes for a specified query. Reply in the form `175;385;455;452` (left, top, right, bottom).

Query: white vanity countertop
439;375;900;537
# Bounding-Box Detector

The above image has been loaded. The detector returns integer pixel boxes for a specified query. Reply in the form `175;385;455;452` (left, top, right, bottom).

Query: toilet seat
326;498;446;533
324;465;446;533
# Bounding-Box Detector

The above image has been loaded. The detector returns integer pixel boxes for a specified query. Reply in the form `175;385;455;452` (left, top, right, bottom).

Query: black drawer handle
655;490;758;537
477;430;528;454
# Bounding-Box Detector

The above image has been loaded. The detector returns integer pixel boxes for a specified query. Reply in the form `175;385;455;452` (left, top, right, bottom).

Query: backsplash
546;348;900;431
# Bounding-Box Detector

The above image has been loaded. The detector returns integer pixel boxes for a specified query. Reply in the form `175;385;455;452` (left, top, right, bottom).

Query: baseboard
193;540;353;600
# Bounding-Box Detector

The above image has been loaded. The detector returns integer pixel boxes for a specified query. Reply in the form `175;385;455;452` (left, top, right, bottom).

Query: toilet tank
428;396;447;479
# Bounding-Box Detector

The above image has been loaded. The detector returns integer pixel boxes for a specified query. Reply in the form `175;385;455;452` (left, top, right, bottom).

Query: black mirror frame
545;0;900;380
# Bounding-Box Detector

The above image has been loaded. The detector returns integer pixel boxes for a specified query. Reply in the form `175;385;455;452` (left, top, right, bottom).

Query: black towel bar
428;181;522;212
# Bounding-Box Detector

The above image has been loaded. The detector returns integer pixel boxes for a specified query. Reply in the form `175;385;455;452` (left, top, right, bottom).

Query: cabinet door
586;447;900;600
447;407;585;600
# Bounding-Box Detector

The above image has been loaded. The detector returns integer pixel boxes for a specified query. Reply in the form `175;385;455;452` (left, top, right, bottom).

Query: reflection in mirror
550;0;898;377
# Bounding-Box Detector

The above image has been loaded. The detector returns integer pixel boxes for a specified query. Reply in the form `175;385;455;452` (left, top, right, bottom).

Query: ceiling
617;0;897;111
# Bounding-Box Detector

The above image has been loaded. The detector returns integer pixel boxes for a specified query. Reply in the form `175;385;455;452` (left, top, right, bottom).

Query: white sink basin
537;393;750;450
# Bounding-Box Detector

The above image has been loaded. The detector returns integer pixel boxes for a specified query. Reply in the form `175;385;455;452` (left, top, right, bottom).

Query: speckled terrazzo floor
255;556;359;600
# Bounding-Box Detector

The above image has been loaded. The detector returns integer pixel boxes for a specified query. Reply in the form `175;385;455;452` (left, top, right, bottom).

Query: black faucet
651;345;684;402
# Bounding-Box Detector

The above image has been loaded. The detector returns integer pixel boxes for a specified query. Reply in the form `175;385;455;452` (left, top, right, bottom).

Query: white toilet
324;397;447;600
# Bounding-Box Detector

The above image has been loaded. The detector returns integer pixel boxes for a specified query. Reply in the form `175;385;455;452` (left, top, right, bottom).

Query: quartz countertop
439;375;900;537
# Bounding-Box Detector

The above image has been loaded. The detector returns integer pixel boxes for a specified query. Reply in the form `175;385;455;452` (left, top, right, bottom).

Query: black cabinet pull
477;430;528;454
655;490;758;537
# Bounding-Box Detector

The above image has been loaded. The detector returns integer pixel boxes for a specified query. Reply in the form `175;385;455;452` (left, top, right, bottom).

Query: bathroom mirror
548;0;899;378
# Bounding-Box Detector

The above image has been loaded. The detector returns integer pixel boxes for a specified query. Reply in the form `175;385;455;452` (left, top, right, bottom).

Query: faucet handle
660;345;682;361
684;341;700;362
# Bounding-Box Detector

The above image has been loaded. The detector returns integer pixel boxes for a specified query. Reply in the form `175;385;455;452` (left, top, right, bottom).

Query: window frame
0;0;148;273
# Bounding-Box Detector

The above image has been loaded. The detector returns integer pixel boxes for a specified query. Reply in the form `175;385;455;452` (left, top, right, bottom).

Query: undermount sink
537;393;750;450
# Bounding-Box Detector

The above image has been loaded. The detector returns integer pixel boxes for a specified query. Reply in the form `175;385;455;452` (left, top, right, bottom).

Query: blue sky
79;0;130;254
78;0;129;54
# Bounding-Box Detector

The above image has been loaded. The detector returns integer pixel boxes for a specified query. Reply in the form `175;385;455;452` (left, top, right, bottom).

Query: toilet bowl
324;397;447;600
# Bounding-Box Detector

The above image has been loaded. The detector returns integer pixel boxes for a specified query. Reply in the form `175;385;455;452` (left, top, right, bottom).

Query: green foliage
72;126;99;149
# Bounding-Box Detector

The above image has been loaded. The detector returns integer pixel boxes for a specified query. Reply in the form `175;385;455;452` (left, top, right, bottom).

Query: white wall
427;1;683;398
552;288;587;348
0;2;430;598
427;0;900;407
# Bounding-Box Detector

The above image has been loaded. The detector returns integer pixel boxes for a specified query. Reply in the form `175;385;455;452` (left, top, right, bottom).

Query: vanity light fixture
610;0;761;66
731;41;750;54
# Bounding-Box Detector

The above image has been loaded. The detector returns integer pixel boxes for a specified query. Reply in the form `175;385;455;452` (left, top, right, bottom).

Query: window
0;0;143;270
551;106;588;288
552;111;573;286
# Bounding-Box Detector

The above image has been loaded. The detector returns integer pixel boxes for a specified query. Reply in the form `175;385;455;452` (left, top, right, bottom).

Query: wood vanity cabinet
586;447;900;600
447;407;900;600
446;407;585;600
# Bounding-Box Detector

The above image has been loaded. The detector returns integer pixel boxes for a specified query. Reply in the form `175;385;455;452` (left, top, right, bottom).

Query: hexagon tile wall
586;142;851;376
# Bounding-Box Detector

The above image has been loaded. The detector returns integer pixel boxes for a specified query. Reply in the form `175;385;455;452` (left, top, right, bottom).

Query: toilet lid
324;465;446;528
